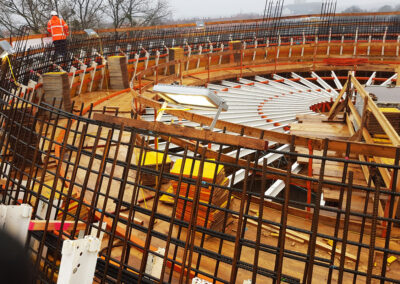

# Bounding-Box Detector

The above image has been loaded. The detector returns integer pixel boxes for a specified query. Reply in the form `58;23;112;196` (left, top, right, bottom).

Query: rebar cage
1;9;400;284
4;13;400;87
0;83;399;283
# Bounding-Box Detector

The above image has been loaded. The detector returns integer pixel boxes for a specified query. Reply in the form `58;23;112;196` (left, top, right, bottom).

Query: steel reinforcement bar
0;83;399;282
2;11;400;87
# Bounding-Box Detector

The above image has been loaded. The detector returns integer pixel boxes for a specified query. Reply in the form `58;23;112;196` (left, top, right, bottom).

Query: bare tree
0;10;17;36
72;0;104;30
0;0;103;35
106;0;131;28
141;0;171;26
0;0;170;36
0;0;52;33
105;0;171;28
121;0;147;27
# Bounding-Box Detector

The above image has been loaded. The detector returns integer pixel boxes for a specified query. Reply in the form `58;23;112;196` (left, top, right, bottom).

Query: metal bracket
207;102;223;131
154;50;160;76
78;64;87;95
88;61;97;92
196;45;202;69
164;46;169;76
219;43;224;65
130;53;140;89
57;236;101;284
0;204;32;243
145;247;165;279
192;278;212;284
69;66;77;89
27;79;37;101
143;51;150;78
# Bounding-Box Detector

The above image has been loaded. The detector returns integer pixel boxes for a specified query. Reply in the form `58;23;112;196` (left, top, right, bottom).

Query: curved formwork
0;11;400;283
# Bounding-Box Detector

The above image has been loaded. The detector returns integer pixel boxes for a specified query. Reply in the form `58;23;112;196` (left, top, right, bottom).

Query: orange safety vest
47;16;69;41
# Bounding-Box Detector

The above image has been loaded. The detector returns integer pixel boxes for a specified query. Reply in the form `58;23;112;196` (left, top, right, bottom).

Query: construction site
0;1;400;283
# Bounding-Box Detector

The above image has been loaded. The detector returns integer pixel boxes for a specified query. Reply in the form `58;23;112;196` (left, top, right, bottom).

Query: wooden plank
234;216;305;244
266;223;357;261
135;95;293;146
312;166;364;180
93;113;267;151
347;100;386;217
328;80;348;120
135;95;399;158
29;220;86;231
348;100;392;188
323;188;340;202
157;134;392;199
296;114;326;123
92;209;197;279
397;66;400;87
351;76;400;146
119;212;144;225
290;121;350;139
242;194;385;235
346;98;368;141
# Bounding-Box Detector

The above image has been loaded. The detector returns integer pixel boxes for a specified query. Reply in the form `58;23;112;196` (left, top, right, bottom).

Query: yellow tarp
388;256;397;264
32;180;68;200
380;108;400;113
160;185;174;204
170;158;223;180
136;151;171;166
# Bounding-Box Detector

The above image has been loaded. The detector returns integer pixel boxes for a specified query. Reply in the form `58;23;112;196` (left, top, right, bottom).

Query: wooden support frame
351;76;400;146
93;113;268;151
350;96;369;142
134;94;399;159
327;80;348;120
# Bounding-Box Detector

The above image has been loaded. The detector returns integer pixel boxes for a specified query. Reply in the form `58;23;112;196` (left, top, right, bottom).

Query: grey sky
169;0;399;19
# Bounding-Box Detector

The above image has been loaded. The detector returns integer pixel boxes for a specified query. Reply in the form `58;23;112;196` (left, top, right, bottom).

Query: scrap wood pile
135;150;173;186
167;158;229;231
42;72;71;111
366;107;400;135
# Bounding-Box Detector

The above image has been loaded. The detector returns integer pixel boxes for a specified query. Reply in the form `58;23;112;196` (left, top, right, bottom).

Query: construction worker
47;11;69;61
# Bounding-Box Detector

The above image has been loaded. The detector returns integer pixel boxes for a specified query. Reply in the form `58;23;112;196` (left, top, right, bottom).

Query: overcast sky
169;0;399;19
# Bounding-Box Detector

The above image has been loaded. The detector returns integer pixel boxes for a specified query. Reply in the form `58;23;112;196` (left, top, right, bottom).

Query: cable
4;55;19;86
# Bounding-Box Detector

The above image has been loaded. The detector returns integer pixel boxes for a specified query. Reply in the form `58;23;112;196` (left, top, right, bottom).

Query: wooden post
240;47;243;79
43;72;71;111
353;27;358;56
350;96;368;141
367;35;372;56
108;56;129;89
168;47;184;75
307;140;313;217
381;26;388;58
397;35;400;57
229;41;242;64
207;54;210;84
396;66;400;87
179;59;183;85
327;28;331;56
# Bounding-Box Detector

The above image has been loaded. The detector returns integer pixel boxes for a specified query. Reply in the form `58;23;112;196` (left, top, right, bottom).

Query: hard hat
50;11;57;16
